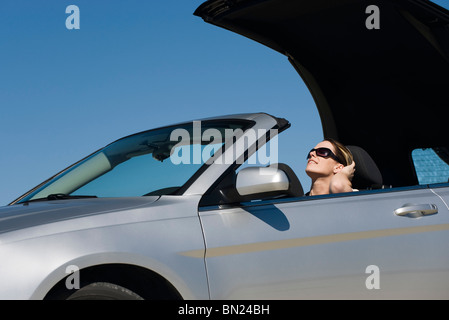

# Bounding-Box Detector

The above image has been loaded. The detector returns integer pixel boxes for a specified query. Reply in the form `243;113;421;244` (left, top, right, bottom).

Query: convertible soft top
195;0;449;186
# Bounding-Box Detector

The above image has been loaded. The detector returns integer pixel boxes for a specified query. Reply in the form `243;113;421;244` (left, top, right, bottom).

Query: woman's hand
329;161;356;193
341;161;356;181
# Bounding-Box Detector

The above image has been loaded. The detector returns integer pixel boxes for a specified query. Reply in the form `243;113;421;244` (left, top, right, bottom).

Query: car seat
346;145;387;190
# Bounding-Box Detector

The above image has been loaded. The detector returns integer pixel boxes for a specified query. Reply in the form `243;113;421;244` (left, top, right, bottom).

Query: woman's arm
329;161;356;193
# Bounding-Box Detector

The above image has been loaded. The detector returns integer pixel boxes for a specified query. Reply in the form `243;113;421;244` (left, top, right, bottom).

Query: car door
198;187;449;299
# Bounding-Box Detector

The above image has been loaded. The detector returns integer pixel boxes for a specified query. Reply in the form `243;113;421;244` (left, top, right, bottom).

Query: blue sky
1;0;448;206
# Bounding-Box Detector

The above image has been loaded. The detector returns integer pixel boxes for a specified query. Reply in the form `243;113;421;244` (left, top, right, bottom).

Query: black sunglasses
307;147;341;163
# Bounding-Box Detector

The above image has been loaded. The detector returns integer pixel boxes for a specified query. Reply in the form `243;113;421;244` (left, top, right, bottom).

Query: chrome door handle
394;204;438;217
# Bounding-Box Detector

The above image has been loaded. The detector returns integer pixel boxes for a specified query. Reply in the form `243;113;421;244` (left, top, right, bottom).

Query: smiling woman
305;139;355;196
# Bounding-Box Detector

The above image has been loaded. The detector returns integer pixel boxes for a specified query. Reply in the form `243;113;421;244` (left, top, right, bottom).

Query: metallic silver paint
236;167;289;196
1;113;448;299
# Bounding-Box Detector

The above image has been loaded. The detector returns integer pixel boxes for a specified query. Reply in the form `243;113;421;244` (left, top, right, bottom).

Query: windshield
17;119;253;203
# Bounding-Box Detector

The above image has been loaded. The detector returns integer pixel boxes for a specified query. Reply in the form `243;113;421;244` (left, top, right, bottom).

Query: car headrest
346;145;383;189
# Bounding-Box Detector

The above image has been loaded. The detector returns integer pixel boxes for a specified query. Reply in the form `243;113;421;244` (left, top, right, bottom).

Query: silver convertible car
2;0;449;299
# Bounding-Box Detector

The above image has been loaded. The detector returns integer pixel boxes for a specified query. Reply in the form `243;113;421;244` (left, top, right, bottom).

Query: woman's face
305;140;341;179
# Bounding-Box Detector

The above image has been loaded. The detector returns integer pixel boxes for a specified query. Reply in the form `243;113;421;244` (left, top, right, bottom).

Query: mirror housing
235;166;290;201
199;163;304;207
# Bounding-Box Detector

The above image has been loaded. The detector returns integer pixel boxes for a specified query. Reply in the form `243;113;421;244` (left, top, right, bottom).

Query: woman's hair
324;138;353;166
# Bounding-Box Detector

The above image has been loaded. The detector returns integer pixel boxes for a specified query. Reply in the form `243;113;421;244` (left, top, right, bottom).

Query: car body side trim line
180;223;449;258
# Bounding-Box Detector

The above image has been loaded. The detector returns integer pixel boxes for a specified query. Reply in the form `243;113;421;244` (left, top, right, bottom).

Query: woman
305;138;356;196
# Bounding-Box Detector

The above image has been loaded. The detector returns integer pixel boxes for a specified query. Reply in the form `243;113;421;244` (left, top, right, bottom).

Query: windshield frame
11;118;256;205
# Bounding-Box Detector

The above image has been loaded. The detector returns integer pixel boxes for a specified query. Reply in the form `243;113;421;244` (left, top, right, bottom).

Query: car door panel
430;185;449;209
199;188;449;299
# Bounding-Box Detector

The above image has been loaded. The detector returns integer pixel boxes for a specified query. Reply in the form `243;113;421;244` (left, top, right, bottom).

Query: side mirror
199;163;303;207
235;166;290;201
